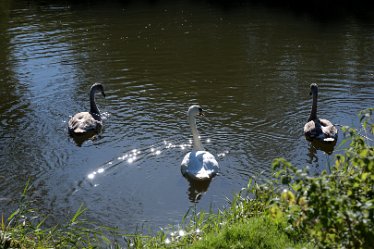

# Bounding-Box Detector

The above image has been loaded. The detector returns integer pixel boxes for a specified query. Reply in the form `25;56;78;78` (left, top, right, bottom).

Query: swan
304;83;337;142
68;83;106;134
181;105;219;181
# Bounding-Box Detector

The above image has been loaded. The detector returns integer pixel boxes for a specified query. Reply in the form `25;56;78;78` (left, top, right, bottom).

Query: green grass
189;216;310;249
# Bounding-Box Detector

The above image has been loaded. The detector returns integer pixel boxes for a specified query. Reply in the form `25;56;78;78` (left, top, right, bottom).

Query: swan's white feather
181;150;219;181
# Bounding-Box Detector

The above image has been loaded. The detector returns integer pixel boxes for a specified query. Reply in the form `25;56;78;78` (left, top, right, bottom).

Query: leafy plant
271;108;374;248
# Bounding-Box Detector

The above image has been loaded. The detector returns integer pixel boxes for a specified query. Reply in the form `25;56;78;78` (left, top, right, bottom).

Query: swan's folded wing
202;152;219;171
320;119;338;138
181;151;219;180
304;120;317;137
68;112;101;133
319;118;334;127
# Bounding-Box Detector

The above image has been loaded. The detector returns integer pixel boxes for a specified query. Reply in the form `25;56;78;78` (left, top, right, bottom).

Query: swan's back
181;150;219;181
68;112;102;134
304;118;337;142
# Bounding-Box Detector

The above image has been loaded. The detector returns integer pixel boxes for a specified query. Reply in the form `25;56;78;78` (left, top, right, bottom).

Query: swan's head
91;83;106;97
187;105;204;117
309;83;318;96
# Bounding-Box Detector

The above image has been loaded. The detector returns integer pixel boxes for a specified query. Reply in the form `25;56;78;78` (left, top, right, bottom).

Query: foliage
0;181;121;249
270;108;374;248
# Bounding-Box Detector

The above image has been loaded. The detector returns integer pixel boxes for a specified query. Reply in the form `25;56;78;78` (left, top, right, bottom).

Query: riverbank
131;109;373;249
1;108;373;248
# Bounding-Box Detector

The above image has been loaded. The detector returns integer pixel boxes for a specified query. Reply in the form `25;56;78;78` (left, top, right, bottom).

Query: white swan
68;83;106;134
181;105;219;181
304;83;337;142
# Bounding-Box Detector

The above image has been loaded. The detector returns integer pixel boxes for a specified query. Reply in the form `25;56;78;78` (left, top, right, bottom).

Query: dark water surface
1;0;373;232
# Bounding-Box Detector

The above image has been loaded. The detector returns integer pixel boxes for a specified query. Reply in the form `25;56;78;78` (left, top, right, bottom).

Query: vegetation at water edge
1;108;373;248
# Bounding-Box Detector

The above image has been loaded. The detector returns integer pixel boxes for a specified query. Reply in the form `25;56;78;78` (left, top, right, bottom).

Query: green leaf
71;204;87;224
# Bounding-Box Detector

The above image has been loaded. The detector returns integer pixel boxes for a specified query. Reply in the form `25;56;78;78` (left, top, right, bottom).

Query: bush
270;108;374;248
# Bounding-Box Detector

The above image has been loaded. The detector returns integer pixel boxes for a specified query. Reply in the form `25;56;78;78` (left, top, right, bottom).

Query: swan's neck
188;115;205;151
89;90;101;119
308;91;318;121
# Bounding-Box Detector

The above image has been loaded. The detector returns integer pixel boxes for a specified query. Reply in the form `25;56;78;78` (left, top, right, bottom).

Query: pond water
0;0;373;233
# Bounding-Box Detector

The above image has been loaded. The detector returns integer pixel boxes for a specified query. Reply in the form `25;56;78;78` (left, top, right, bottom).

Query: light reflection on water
0;0;373;233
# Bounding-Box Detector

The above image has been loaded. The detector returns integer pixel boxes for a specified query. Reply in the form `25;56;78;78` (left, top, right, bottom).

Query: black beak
198;108;204;116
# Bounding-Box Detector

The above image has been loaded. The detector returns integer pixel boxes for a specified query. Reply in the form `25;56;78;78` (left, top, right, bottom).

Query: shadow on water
8;0;374;22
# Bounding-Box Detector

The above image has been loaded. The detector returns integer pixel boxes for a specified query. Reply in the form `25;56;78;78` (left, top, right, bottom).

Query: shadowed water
0;0;373;232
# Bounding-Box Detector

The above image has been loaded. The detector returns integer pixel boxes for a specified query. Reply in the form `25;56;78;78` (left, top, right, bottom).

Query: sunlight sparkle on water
118;154;128;160
87;167;106;180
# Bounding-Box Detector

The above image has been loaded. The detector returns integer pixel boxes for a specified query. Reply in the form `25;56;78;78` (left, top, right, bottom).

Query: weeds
0;183;121;249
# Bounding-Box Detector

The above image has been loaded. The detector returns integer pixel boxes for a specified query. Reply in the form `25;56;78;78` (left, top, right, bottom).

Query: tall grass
0;180;122;248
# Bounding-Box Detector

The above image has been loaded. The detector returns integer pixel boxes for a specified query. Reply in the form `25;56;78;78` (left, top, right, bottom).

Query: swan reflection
308;139;336;157
185;177;212;203
70;131;102;147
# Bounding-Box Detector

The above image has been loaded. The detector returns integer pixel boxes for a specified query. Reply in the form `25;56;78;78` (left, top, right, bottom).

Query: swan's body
304;83;337;142
68;83;105;134
181;105;219;181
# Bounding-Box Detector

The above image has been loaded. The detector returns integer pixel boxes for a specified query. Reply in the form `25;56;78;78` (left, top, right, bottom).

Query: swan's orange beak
198;111;205;117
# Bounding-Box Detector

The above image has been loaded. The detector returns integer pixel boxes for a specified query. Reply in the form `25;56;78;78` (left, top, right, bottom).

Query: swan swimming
304;83;337;143
181;105;219;181
68;83;106;134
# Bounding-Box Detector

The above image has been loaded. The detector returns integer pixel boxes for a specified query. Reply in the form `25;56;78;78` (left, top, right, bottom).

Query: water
0;0;373;233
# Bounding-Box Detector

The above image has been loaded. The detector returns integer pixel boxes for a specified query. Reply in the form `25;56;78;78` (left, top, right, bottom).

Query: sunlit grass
189;216;309;249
